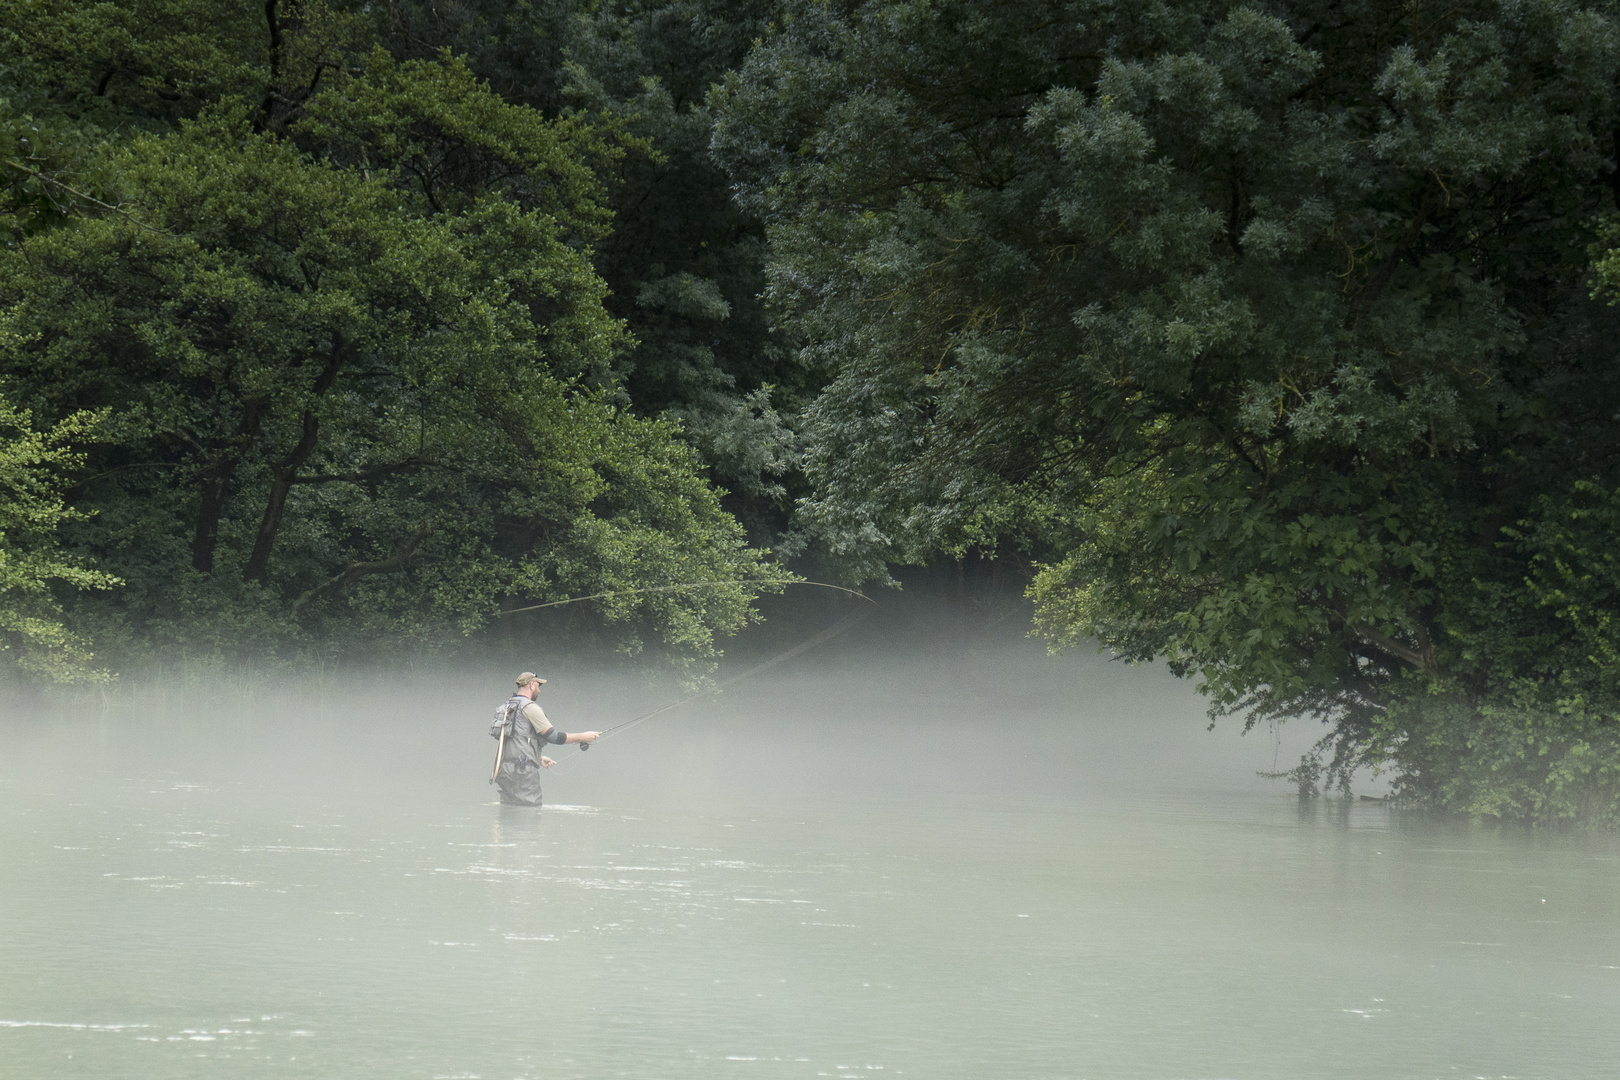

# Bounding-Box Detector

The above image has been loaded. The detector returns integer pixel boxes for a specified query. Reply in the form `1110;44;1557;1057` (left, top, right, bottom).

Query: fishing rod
551;607;874;768
495;578;871;617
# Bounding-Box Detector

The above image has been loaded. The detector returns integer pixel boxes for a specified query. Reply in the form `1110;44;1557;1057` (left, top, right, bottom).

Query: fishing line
545;607;873;772
495;578;871;617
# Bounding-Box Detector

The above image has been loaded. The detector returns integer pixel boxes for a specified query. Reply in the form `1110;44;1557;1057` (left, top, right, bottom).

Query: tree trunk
242;349;343;583
242;411;320;584
256;1;326;137
191;400;266;574
192;460;236;574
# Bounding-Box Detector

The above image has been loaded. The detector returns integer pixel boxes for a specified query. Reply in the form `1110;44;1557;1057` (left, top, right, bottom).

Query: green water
3;639;1618;1079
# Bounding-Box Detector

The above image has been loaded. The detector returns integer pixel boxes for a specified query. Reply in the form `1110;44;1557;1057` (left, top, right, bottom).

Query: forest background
5;0;1620;826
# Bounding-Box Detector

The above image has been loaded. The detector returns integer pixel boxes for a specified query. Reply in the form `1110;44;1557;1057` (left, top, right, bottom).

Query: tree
0;392;118;681
0;3;790;670
367;0;807;540
714;0;1620;822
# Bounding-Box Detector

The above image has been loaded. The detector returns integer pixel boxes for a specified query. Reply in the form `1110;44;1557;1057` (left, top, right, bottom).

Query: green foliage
0;2;791;676
368;1;807;536
714;0;1620;821
0;392;118;680
1;0;267;126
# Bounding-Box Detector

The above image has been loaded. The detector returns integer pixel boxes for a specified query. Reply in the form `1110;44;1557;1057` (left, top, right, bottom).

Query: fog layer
3;606;1617;1079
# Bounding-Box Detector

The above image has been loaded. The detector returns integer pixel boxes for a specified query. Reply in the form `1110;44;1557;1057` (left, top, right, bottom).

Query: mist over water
4;597;1619;1079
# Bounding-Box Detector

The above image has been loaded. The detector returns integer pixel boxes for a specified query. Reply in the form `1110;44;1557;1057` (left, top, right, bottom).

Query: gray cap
515;672;548;687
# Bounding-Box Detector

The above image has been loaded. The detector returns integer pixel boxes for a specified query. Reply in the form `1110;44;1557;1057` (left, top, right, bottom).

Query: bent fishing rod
544;607;873;770
494;578;871;618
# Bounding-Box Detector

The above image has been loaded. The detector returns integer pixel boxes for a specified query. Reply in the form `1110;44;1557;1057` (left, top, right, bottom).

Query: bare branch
3;160;167;234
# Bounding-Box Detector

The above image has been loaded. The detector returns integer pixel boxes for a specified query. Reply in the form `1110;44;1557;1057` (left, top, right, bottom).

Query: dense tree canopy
370;0;810;537
0;1;788;671
713;0;1620;822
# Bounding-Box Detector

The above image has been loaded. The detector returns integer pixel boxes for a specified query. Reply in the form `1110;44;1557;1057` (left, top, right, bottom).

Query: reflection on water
3;626;1619;1079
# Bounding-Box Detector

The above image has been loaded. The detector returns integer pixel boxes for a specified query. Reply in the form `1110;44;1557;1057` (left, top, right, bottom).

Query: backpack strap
505;695;530;730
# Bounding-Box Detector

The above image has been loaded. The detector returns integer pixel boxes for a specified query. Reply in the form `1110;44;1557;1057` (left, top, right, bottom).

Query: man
490;672;600;806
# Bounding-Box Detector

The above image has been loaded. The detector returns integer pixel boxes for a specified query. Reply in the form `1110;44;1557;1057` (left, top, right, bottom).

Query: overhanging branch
1350;621;1436;675
292;528;430;612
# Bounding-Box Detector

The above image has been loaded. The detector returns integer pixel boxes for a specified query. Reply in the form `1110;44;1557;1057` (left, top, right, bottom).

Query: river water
3;618;1619;1079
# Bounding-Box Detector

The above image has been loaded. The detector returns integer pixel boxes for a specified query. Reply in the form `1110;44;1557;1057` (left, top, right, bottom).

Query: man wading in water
491;673;600;806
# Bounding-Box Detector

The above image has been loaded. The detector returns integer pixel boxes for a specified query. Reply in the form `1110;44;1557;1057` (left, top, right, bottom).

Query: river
3;614;1618;1079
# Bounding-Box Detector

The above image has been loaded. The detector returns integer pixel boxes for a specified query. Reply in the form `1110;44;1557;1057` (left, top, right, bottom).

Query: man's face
524;680;542;697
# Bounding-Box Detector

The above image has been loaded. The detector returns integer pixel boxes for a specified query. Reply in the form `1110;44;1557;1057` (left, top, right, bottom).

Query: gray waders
491;695;546;806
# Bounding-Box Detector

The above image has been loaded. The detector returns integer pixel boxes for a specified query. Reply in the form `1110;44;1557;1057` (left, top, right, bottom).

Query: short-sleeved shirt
519;700;554;738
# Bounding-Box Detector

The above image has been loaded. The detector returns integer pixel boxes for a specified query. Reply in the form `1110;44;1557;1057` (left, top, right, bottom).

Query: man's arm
522;702;600;745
